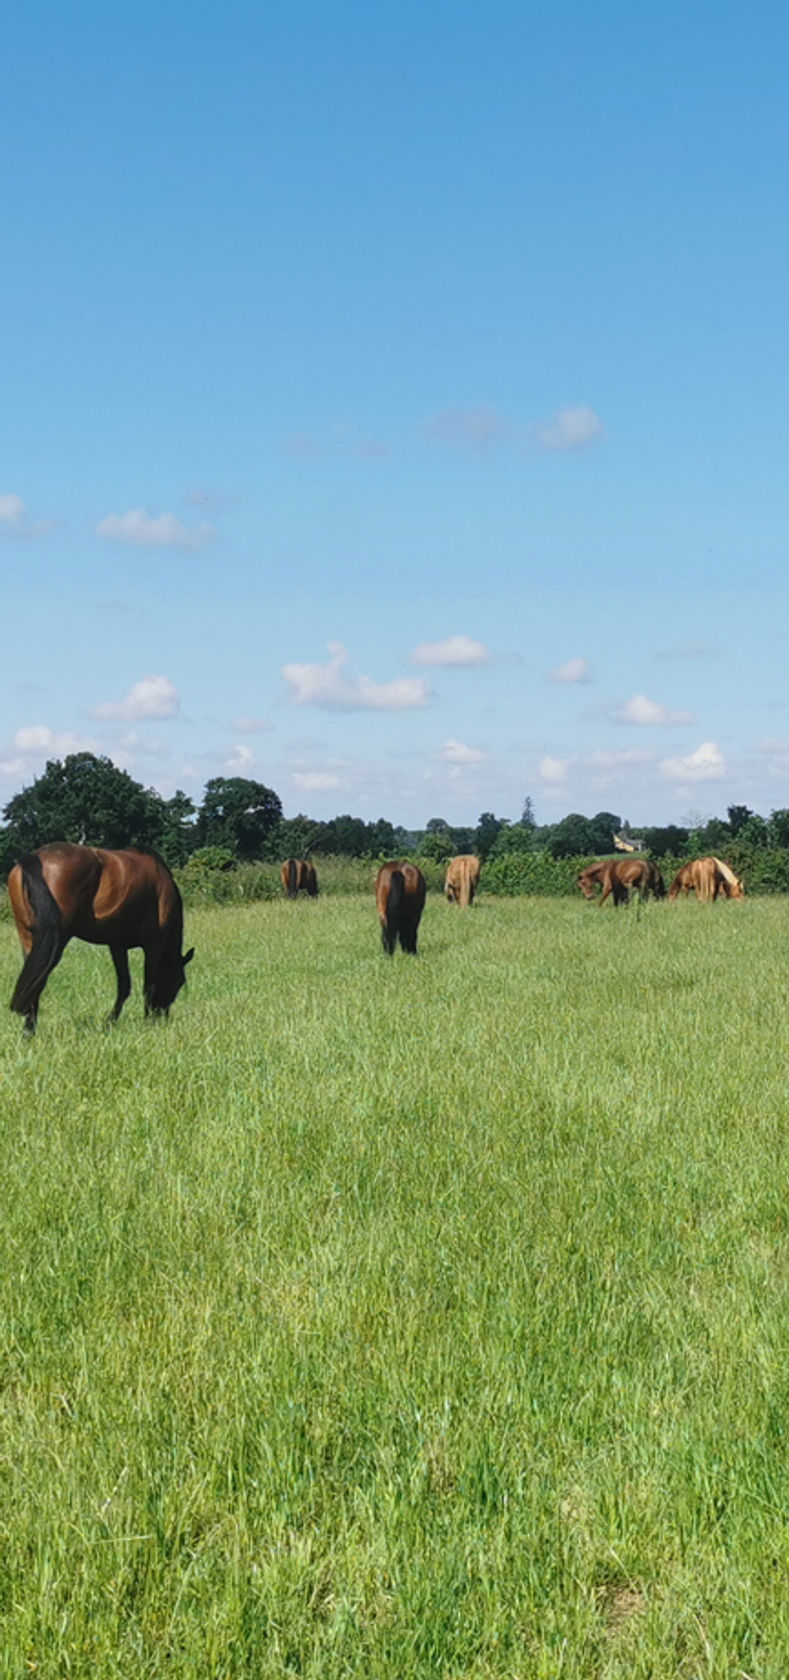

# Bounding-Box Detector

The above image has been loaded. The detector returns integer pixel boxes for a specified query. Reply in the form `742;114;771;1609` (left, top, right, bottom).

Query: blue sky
3;0;789;828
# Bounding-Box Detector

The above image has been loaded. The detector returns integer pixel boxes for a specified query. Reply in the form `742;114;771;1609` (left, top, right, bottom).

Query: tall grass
0;894;788;1676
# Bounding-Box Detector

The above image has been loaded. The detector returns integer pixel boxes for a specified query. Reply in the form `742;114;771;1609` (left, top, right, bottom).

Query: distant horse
669;857;744;902
280;858;318;898
445;854;481;907
8;843;194;1033
375;861;426;954
578;857;665;907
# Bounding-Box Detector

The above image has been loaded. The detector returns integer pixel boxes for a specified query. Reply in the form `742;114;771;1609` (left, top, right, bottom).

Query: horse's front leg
107;945;131;1026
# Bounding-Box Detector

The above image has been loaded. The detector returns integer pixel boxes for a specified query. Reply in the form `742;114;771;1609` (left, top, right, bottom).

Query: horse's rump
445;854;480;907
376;860;426;954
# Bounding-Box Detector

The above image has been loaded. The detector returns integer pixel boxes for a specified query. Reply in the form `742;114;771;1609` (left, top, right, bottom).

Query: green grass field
1;892;789;1677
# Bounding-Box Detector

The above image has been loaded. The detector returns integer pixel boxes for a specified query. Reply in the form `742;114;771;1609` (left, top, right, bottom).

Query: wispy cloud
660;741;726;782
422;405;510;449
95;509;215;550
283;642;430;711
293;770;342;791
549;656;593;684
612;693;694;726
656;639;717;660
434;738;488;766
223;744;257;773
410;634;490;668
12;725;96;756
92;675;181;721
535;405;604;452
231;716;272;734
587;748;656;768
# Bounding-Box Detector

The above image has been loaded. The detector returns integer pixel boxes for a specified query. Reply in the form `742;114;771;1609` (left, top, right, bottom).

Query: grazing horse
375;861;426;955
8;843;194;1033
669;857;745;902
578;857;665;907
445;854;481;907
280;858;318;898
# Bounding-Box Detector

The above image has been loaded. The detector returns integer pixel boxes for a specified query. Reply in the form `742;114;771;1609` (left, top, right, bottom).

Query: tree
195;777;283;861
521;795;536;830
475;812;504;862
727;804;754;837
588;811;622;852
418;828;455;863
3;753;166;855
770;809;789;848
642;824;689;859
160;790;197;866
544;813;599;858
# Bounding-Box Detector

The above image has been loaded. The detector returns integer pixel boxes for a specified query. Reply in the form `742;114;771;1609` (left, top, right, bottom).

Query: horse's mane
713;857;739;888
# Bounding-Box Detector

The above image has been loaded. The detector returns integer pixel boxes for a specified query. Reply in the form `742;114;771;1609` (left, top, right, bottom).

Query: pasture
1;892;789;1677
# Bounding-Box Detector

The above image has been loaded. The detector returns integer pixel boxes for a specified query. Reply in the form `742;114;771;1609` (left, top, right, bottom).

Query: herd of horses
577;854;745;907
5;842;744;1033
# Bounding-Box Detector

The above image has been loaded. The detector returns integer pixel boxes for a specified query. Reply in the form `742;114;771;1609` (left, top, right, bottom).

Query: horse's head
577;869;598;899
151;944;195;1012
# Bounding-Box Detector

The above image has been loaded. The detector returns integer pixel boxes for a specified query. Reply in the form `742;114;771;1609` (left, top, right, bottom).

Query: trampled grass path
1;894;788;1676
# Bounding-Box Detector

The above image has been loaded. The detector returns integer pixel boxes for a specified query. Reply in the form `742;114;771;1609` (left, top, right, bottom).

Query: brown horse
280;858;318;898
375;861;426;954
669;857;745;902
8;843;194;1033
445;854;481;907
578;857;665;907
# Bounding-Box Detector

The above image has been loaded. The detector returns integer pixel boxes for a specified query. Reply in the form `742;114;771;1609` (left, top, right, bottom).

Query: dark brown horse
578;857;665;907
375;861;426;954
8;843;194;1032
280;858;319;898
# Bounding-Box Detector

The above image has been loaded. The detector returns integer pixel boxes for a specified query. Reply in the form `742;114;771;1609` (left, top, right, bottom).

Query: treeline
2;755;789;896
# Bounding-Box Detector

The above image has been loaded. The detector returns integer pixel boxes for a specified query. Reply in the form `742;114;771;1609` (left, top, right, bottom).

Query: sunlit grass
1;893;788;1676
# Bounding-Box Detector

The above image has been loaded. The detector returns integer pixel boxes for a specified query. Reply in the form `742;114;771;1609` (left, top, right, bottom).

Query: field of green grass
1;892;789;1677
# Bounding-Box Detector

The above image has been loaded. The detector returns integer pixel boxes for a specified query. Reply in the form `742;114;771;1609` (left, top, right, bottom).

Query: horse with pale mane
445;854;481;907
668;857;744;902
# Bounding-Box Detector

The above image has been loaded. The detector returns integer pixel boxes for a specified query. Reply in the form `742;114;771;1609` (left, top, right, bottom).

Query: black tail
10;855;67;1017
383;869;404;954
287;858;298;898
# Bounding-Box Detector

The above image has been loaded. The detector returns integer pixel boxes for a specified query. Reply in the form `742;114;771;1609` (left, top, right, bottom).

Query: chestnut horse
578;857;665;907
669;857;745;902
8;843;194;1033
445;854;481;907
280;858;318;898
375;861;426;954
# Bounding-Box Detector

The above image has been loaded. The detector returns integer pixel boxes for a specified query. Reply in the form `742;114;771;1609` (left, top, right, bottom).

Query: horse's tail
383;868;405;953
287;858;298;897
10;854;67;1016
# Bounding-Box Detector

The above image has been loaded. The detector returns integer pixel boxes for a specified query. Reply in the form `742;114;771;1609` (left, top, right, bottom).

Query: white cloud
283;642;430;711
435;738;488;766
656;639;716;660
92;675;181;721
223;744;257;773
540;754;571;783
95;509;215;549
660;741;726;782
12;725;95;756
293;770;342;792
0;493;54;538
536;405;604;452
0;494;25;526
410;634;491;668
613;693;694;726
549;656;593;684
423;405;510;448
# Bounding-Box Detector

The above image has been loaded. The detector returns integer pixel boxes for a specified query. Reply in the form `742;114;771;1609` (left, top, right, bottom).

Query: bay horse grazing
578;857;665;907
375;861;426;955
280;858;318;898
445;854;481;907
669;857;744;902
8;843;194;1033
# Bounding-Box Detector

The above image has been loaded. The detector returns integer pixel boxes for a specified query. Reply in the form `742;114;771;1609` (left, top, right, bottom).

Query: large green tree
3;753;166;855
195;777;283;861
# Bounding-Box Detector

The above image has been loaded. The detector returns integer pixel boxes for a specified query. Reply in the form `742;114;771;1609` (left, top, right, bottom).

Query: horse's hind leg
399;916;419;954
107;945;131;1025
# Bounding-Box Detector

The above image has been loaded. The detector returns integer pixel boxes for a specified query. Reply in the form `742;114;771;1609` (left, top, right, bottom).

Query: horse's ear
184;947;195;965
